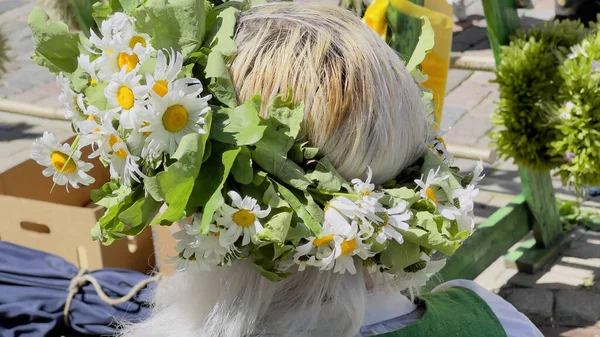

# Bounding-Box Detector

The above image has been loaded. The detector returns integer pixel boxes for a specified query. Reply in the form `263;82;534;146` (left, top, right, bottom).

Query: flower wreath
29;0;482;287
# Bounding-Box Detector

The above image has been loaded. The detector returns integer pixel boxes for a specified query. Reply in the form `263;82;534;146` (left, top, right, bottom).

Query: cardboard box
152;224;179;276
0;142;155;273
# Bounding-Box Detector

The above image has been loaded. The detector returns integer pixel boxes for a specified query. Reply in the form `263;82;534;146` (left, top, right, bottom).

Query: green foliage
28;7;86;74
134;0;206;57
491;19;588;170
558;199;600;231
550;31;600;188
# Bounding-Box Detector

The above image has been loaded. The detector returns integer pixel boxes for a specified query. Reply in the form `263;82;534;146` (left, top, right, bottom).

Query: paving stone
444;73;496;112
555;290;600;327
440;105;468;131
560;326;600;337
504;287;554;324
474;255;519;292
564;239;600;260
445;69;473;94
444;113;493;145
508;259;596;291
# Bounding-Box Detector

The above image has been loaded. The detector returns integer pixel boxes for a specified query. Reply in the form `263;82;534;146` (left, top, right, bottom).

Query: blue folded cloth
0;241;155;336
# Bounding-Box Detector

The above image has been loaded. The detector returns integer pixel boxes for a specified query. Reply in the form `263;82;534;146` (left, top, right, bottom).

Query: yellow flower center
313;234;334;247
152;80;169;97
117;86;134;110
109;134;127;158
50;151;76;173
364;189;371;196
106;49;114;55
162;104;188;132
142;122;152;136
232;209;255;227
117;52;139;73
129;36;147;49
340;239;356;256
90;78;97;85
210;231;220;237
425;187;438;205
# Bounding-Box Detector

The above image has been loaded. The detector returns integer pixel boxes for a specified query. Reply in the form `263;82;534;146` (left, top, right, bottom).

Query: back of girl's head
232;4;428;184
121;4;429;337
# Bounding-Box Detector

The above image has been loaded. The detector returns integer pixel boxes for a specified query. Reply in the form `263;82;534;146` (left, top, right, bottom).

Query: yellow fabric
363;0;453;126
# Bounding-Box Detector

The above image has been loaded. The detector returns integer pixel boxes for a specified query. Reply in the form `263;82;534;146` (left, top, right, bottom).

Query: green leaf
231;146;254;184
84;82;109;110
308;157;351;192
205;51;237;108
69;66;90;92
401;212;460;255
380;241;421;272
134;0;206;57
252;95;312;190
118;193;163;229
266;91;304;145
186;143;240;233
255;211;292;243
92;2;113;27
146;119;211;225
405;16;434;72
210;95;267;145
251;245;292;282
91;182;132;208
382;187;419;207
204;5;239;56
262;179;290;209
118;0;143;12
28;7;83;74
275;182;323;237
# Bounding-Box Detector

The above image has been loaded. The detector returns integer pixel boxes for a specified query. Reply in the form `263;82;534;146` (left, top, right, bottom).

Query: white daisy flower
139;79;211;156
293;222;345;271
568;42;589;60
146;49;184;98
89;13;135;53
373;200;411;244
30;132;95;190
472;160;485;186
166;251;213;272
351;166;384;199
78;54;100;85
331;222;373;275
215;191;271;246
57;73;87;124
415;167;450;206
95;43;152;80
428;138;454;165
108;139;145;186
105;68;149;129
560;101;575;120
324;197;358;234
192;213;237;259
440;184;478;232
397;253;446;302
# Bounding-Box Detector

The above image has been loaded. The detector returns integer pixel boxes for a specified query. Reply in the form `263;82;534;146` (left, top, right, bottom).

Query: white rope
63;269;162;327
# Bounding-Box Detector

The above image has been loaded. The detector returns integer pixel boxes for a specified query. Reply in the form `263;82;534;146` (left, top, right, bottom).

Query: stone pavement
443;0;600;336
0;0;71;172
0;0;598;335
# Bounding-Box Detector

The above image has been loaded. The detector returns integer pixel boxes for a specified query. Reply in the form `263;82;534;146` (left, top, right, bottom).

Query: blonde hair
121;4;429;337
231;4;428;183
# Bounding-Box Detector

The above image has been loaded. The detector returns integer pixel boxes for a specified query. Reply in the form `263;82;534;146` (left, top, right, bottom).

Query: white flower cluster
31;13;211;188
169;191;271;272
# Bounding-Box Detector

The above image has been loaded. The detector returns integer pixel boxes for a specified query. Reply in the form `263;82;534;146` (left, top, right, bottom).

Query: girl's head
232;4;428;184
122;4;429;337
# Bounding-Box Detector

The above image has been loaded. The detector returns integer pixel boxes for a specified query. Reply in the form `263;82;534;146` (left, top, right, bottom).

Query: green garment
376;287;507;337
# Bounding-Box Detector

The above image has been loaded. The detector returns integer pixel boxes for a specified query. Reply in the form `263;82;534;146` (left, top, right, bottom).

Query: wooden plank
433;194;532;283
505;228;582;273
518;167;563;247
482;0;521;64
